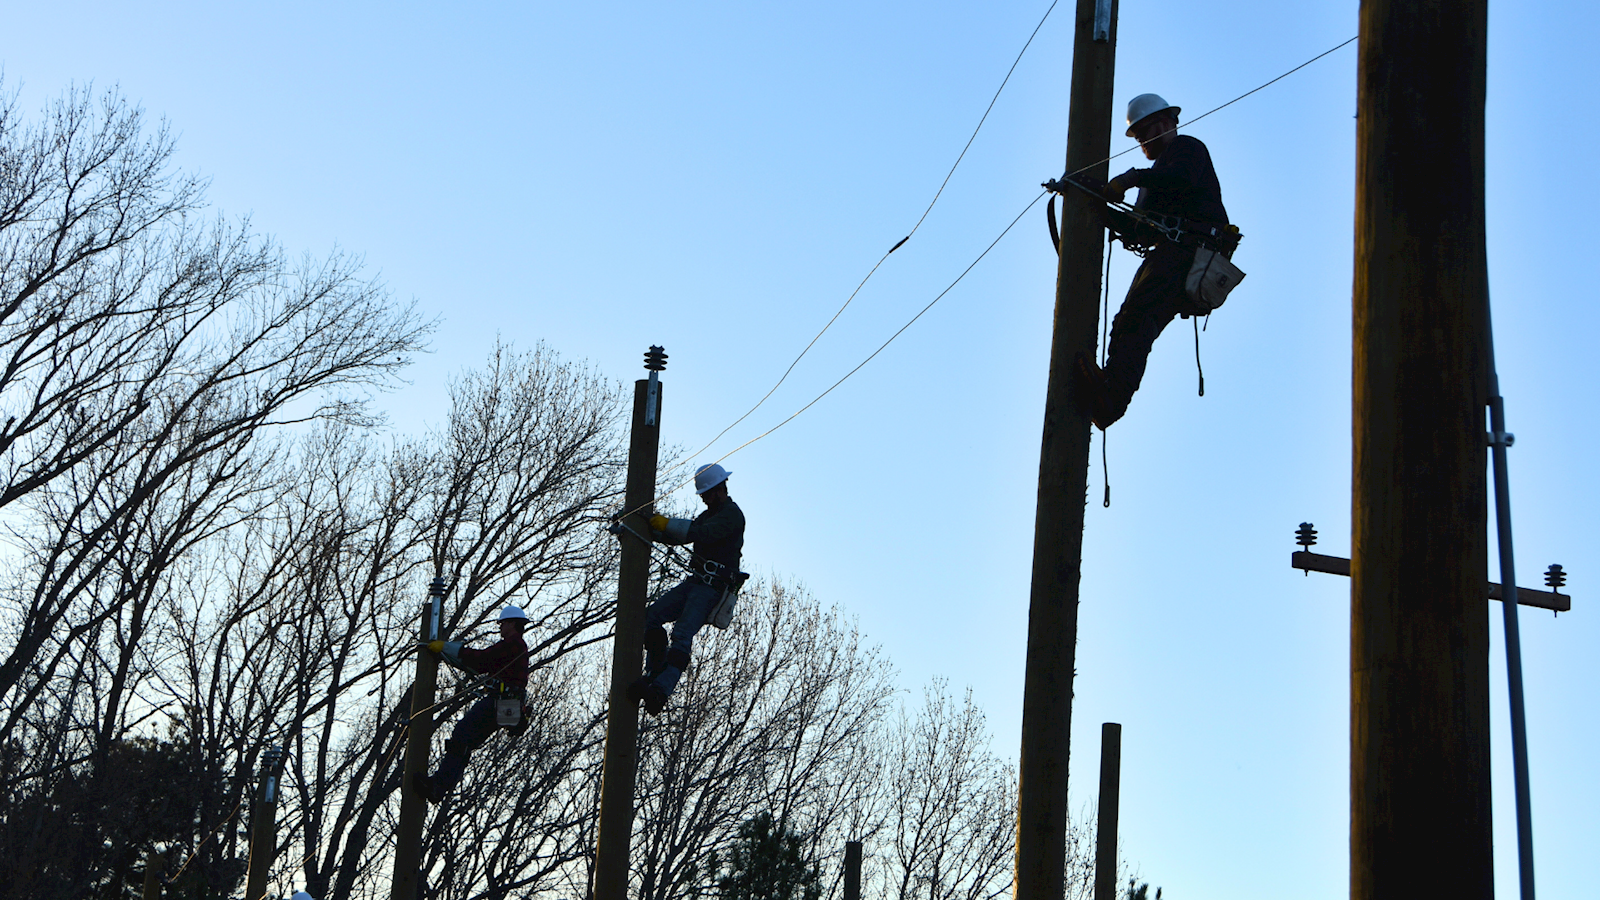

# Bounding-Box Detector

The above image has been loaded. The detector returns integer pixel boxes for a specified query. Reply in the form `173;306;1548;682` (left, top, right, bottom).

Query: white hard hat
499;605;529;622
694;463;731;494
1125;93;1180;137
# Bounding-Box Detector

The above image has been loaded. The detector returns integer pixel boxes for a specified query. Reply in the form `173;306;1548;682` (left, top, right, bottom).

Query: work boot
412;771;446;804
626;675;669;715
1072;353;1118;430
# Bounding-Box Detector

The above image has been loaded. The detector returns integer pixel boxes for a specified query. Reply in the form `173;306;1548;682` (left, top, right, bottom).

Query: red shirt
459;634;529;690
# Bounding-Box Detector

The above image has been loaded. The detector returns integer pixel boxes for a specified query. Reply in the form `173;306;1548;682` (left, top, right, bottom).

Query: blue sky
7;2;1597;897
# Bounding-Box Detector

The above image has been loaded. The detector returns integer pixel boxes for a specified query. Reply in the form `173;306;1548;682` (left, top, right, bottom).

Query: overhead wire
638;0;1064;508
1066;35;1358;180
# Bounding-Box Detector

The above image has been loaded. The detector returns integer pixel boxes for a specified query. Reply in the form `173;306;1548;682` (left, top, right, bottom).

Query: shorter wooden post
244;745;286;900
844;841;863;900
141;848;165;900
1093;723;1122;900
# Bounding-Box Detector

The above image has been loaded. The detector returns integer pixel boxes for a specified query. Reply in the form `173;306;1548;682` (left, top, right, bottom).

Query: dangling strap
1101;430;1111;508
1192;316;1205;397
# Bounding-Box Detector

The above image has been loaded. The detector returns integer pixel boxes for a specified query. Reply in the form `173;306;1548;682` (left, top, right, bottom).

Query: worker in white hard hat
412;605;531;803
626;463;746;714
1073;92;1231;428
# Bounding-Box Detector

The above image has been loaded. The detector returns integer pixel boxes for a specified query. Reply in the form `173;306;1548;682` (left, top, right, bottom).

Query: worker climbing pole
593;346;667;900
1014;1;1116;898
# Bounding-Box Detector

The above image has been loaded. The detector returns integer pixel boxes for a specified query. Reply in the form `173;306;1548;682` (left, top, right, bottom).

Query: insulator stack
643;346;668;371
1296;522;1318;550
1544;564;1567;592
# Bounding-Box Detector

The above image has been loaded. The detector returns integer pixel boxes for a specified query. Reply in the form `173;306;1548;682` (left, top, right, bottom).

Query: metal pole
1092;724;1121;900
1486;310;1536;899
1351;0;1493;896
1016;3;1116;900
244;744;286;900
593;347;666;900
391;577;448;900
844;840;863;900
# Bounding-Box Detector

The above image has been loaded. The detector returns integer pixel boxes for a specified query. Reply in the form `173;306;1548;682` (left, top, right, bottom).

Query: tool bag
708;572;751;631
1185;247;1246;313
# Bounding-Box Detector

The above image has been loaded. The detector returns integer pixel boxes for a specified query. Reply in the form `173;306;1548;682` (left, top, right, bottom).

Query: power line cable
644;0;1064;501
702;190;1047;468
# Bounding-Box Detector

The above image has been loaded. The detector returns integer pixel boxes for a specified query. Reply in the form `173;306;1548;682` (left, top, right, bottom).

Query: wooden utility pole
245;744;287;900
593;346;666;900
843;840;863;900
1015;1;1116;899
1352;1;1492;897
1092;724;1121;900
392;577;448;900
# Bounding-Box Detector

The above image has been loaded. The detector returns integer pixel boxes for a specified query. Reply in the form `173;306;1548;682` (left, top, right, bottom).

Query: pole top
428;576;447;597
644;346;668;372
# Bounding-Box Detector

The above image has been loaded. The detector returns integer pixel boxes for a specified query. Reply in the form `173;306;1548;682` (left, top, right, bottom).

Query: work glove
424;640;444;654
649;514;669;532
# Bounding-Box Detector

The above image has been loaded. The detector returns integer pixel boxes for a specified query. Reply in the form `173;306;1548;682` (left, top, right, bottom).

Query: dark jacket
1124;135;1228;226
460;634;529;691
680;497;744;573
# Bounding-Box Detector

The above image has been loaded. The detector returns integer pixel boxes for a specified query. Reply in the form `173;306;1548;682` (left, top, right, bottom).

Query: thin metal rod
1486;308;1536;900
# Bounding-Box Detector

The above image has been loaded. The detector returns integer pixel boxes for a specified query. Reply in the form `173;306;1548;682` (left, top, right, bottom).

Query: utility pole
1352;1;1492;897
593;346;667;900
1092;724;1121;900
141;848;165;900
843;840;863;900
1016;1;1116;899
392;577;448;900
245;744;287;900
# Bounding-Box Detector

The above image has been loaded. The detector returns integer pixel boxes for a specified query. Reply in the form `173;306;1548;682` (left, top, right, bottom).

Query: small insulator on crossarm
644;346;669;372
1544;564;1566;592
1296;522;1318;550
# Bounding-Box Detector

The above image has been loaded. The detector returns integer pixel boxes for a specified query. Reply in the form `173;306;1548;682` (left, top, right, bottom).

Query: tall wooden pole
1015;1;1116;898
391;577;448;900
593;347;666;900
1352;1;1492;897
1092;724;1121;900
244;745;286;900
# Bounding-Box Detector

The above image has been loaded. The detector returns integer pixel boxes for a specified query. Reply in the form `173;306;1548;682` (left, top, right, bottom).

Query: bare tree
0;83;427;900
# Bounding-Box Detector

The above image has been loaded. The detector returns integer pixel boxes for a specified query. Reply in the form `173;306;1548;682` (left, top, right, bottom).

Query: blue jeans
433;695;499;791
644;579;720;694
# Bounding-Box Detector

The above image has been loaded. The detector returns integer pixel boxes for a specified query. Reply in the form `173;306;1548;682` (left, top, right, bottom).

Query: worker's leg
1101;245;1191;422
644;580;694;674
651;581;721;697
432;696;499;793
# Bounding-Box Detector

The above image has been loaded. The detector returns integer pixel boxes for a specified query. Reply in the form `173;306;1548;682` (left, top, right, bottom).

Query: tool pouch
708;572;751;631
1184;247;1246;314
496;696;522;728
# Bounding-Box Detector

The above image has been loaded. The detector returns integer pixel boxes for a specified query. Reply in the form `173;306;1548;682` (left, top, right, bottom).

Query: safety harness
607;519;751;630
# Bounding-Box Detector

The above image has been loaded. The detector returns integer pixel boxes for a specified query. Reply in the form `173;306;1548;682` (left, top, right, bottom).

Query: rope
635;0;1064;511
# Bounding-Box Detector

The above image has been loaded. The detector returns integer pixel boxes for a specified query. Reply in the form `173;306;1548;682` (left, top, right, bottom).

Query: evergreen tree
712;813;822;900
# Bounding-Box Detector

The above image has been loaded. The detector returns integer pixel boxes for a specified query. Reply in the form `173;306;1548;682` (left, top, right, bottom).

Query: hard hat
291;892;315;900
694;463;731;494
1125;93;1180;137
499;605;529;622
